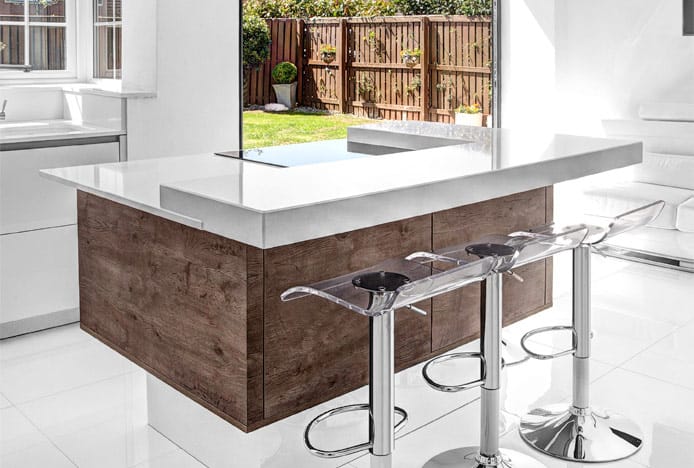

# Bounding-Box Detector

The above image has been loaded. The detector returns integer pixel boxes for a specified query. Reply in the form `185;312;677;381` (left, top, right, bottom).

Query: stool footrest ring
304;403;408;458
502;338;531;367
422;352;486;393
520;325;576;360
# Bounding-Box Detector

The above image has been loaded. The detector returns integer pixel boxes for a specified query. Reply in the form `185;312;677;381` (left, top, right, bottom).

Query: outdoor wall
124;0;240;160
554;0;694;135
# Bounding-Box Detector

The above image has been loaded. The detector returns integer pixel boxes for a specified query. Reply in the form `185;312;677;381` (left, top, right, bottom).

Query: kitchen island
41;122;641;434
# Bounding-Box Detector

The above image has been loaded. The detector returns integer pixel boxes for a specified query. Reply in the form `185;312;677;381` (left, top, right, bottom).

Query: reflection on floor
1;255;693;468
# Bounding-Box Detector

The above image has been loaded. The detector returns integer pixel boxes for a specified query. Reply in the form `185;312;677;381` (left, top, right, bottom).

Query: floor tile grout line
614;365;694;398
622;366;694;393
0;336;94;362
8;367;138;408
587;366;694;438
0;323;92;359
144;424;208;468
614;324;682;370
10;400;80;468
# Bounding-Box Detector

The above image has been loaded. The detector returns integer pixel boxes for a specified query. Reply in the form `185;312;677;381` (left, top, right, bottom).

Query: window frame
92;0;121;81
0;0;77;80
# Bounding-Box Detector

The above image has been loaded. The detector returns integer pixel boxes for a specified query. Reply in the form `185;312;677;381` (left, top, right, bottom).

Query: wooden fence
0;25;66;71
246;15;492;123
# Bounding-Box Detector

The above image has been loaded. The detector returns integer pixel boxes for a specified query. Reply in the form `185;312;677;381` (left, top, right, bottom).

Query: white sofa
589;103;694;270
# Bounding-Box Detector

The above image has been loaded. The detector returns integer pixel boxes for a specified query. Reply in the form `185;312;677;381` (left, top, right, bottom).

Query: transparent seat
417;223;589;394
512;200;665;246
281;254;497;459
411;224;590;272
514;202;664;463
281;255;497;316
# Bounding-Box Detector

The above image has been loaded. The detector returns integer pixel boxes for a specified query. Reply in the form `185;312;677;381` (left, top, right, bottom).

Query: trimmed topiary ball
272;62;298;84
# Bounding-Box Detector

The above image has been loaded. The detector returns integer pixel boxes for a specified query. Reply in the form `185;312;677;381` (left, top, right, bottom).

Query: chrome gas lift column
518;201;664;462
417;225;589;468
281;256;497;461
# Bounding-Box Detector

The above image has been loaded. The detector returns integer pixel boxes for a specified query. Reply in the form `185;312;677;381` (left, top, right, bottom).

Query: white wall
0;87;64;121
500;0;556;130
122;0;157;93
124;0;240;160
554;0;694;135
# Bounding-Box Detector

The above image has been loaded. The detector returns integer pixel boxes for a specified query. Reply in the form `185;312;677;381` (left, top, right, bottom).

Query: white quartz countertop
41;122;642;248
0;119;124;146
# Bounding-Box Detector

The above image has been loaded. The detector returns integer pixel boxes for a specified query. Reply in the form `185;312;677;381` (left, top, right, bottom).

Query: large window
0;0;72;72
93;0;120;79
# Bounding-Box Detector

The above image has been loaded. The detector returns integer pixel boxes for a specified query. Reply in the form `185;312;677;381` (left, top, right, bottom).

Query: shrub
244;0;396;18
392;0;492;16
242;15;271;70
272;62;298;84
242;0;490;18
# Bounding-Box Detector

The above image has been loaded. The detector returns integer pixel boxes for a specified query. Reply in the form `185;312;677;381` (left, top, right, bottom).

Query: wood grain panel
263;216;432;420
77;187;552;431
77;191;261;430
431;187;552;350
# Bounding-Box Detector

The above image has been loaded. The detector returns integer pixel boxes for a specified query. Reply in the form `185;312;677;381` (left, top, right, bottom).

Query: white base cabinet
1;142;120;235
0;225;79;338
0;141;120;338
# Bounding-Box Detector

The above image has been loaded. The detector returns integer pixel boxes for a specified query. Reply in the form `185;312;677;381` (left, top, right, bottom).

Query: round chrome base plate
423;447;546;468
519;404;643;462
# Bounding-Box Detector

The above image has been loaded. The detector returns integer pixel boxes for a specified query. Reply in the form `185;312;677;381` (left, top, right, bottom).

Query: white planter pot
455;112;484;127
272;82;298;108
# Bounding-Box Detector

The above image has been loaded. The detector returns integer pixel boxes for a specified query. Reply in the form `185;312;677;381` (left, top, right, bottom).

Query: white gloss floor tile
0;323;90;363
507;304;678;367
590;367;694;434
0;257;691;468
591;262;694;327
0;335;135;404
145;347;485;468
589;368;694;468
1;407;49;456
622;343;694;390
15;371;176;468
131;448;206;468
0;441;76;468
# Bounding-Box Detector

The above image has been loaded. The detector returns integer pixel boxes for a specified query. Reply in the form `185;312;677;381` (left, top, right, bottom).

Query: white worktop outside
41;122;642;248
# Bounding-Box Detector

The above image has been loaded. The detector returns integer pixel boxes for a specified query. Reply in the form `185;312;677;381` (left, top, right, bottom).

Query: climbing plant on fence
245;15;492;123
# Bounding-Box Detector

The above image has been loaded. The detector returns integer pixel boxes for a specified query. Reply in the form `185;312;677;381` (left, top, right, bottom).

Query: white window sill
63;85;157;99
0;81;157;99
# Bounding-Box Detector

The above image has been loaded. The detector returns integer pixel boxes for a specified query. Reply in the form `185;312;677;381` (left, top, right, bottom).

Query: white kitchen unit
0;133;123;338
1;142;120;234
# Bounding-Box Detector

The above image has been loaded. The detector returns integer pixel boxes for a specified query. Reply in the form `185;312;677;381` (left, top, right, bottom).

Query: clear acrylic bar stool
415;225;589;468
517;201;665;462
281;255;497;460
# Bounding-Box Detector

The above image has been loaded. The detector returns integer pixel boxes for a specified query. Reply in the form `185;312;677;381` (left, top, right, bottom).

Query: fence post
420;16;430;121
337;18;348;114
296;19;305;106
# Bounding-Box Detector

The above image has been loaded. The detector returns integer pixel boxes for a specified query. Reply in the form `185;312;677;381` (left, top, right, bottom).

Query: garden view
242;0;493;148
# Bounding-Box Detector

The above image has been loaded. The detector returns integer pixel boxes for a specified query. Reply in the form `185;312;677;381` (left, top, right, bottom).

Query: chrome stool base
519;404;643;462
423;447;547;468
304;404;408;458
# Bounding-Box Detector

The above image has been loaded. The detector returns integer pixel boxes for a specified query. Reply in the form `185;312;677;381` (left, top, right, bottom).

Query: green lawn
243;110;372;148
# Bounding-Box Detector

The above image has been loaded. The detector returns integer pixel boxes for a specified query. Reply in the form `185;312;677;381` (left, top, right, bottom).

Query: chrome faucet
0;100;6;121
